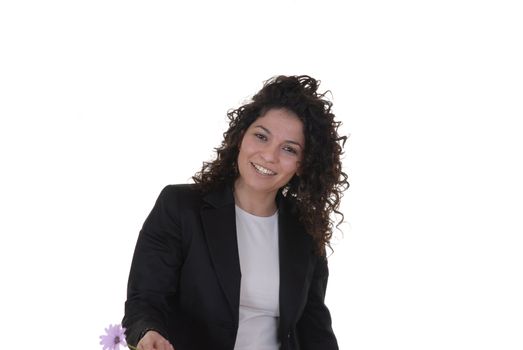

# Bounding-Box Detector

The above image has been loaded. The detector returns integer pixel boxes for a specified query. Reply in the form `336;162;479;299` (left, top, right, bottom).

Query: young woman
122;75;349;350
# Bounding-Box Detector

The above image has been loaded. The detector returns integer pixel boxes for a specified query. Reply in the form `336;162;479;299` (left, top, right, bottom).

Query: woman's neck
233;180;278;217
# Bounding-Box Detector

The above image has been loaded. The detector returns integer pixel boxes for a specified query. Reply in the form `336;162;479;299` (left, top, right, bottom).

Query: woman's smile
251;162;277;176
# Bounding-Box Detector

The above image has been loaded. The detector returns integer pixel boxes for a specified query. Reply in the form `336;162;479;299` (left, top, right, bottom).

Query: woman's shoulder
161;183;201;194
155;183;236;221
159;183;204;200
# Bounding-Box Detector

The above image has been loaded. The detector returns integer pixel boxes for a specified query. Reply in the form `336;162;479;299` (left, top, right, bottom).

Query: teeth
252;163;276;175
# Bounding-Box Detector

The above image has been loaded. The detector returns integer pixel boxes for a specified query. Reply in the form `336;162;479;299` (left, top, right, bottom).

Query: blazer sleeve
122;185;183;347
296;254;339;350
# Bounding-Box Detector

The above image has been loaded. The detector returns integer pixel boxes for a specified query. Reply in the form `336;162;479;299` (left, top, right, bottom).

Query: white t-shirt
234;205;280;350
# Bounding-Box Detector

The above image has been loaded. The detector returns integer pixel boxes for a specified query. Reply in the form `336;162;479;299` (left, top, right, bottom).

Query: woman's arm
122;185;183;347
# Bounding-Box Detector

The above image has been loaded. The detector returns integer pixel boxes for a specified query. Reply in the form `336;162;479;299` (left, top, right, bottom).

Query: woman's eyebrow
254;125;303;149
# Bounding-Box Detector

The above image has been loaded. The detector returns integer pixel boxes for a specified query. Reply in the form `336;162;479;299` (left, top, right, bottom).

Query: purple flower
100;324;128;350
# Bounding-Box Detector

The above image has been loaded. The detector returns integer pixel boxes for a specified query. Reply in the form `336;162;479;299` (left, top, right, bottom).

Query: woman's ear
295;161;302;177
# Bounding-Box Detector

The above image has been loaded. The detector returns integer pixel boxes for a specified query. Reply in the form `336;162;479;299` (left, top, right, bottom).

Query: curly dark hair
192;75;349;255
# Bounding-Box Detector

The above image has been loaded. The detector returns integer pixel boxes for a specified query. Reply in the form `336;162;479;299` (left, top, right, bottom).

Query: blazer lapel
200;185;241;322
277;193;314;334
200;186;313;331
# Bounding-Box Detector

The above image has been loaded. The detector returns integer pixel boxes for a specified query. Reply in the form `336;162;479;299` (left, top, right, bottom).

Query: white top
234;205;280;350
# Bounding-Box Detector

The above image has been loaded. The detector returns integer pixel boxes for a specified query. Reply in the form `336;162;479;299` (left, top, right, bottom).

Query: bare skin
234;108;304;216
136;330;175;350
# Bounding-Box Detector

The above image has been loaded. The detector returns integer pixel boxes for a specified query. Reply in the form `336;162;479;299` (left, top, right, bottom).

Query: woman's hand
137;330;175;350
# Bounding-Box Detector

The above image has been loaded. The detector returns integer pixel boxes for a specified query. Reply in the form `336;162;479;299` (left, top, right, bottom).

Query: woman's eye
283;146;297;154
255;133;267;141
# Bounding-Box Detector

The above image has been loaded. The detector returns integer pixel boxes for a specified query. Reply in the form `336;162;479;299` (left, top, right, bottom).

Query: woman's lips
251;162;276;175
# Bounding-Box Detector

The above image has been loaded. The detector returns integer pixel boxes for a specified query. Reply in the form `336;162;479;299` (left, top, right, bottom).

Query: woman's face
236;108;305;198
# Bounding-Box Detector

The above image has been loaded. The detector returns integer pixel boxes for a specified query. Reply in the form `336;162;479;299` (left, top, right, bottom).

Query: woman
122;75;349;350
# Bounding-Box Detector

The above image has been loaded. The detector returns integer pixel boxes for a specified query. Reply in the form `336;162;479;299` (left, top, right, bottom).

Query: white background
1;1;522;349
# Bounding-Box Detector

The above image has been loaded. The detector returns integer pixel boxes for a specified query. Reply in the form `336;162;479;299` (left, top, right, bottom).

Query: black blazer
122;184;338;350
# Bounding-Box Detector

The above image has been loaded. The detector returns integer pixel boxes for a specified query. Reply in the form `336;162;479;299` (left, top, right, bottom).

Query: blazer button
287;331;291;338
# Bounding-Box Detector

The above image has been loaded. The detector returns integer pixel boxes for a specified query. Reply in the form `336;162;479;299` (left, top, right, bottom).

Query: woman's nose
260;144;278;163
